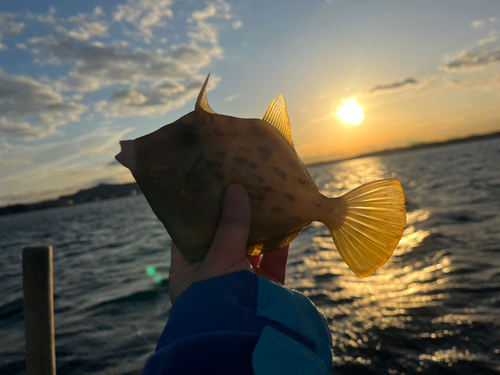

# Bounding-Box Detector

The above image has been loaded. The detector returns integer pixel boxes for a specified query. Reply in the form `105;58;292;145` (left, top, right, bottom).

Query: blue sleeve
142;270;333;375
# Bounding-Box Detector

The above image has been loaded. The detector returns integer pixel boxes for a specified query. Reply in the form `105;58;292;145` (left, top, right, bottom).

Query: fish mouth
115;140;136;170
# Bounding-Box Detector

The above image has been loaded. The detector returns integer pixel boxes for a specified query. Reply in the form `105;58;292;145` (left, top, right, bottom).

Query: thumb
204;184;251;266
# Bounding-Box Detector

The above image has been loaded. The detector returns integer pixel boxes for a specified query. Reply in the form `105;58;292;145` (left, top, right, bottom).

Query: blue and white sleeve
142;270;333;375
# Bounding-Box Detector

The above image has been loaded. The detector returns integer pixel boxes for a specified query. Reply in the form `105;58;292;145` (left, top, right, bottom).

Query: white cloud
447;74;500;89
232;20;242;29
0;118;48;140
67;22;109;41
0;13;25;50
471;20;486;28
226;94;240;101
490;17;497;23
478;30;498;45
35;7;58;25
0;69;88;139
0;128;133;205
113;0;174;41
440;48;500;72
16;0;232;116
101;75;221;117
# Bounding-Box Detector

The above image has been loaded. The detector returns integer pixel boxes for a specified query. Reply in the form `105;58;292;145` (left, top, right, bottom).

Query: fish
115;75;406;277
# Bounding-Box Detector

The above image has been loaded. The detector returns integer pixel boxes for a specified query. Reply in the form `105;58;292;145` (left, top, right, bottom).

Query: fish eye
178;125;199;145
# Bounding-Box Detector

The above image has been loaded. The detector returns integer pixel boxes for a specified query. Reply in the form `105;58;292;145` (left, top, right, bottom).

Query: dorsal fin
262;94;293;146
263;94;317;188
195;74;216;114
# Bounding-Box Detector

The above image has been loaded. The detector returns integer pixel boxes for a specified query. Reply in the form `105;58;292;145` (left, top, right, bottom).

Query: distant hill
0;183;141;217
1;130;499;217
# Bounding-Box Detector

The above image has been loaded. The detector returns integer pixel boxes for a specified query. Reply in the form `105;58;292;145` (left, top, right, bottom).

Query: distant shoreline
307;130;500;168
1;130;499;217
0;183;142;217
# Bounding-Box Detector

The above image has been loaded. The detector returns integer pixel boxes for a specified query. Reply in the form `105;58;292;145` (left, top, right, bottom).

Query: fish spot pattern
262;186;274;193
189;171;204;191
287;160;299;171
213;171;224;180
213;129;224;137
273;167;287;180
234;157;248;165
285;193;295;202
249;192;266;202
253;174;264;183
216;151;226;158
298;178;307;185
257;147;272;161
271;206;285;213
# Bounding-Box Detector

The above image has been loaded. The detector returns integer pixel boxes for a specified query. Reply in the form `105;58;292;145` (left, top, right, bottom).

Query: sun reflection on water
286;154;498;373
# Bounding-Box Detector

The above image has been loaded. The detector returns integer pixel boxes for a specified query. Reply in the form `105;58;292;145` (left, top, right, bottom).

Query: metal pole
22;245;56;375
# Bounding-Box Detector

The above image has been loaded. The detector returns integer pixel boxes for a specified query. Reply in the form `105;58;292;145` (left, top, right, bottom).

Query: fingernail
224;184;245;205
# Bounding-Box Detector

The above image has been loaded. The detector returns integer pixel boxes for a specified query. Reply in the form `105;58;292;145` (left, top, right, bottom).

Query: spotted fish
115;75;406;277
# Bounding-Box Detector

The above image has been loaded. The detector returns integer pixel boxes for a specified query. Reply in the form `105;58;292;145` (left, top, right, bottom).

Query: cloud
471;20;486;28
0;127;133;205
232;20;242;29
447;74;500;89
226;94;240;101
358;76;436;96
18;0;231;115
0;13;25;50
439;48;500;72
101;75;221;117
478;30;498;45
0;69;88;139
0;0;235;143
113;0;174;41
28;7;58;25
0;118;48;140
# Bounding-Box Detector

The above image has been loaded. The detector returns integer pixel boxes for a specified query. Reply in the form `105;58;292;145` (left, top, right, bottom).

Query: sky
0;0;499;206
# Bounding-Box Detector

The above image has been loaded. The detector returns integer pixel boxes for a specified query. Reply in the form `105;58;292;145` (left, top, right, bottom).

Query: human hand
168;184;289;304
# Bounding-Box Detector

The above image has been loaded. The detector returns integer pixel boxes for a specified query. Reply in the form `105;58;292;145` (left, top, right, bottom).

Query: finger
170;241;190;269
205;184;251;266
251;265;282;285
259;245;289;285
245;254;260;268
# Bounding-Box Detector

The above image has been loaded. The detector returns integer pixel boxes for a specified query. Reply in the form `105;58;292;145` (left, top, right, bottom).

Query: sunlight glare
337;98;364;126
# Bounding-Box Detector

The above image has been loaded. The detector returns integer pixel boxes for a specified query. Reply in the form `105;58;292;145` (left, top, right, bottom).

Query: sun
337;98;364;126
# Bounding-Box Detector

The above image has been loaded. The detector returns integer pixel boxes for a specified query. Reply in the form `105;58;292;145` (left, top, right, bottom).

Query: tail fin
323;179;406;278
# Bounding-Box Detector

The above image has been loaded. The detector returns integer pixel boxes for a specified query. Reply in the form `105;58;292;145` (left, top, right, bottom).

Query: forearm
142;270;333;375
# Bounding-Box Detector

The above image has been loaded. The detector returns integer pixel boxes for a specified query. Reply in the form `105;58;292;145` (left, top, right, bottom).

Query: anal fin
246;226;307;256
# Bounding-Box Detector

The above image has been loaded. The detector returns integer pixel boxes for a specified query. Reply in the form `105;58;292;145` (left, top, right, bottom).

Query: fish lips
115;140;136;171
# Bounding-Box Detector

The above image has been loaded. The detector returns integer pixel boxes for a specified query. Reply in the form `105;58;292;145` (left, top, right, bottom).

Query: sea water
1;138;499;374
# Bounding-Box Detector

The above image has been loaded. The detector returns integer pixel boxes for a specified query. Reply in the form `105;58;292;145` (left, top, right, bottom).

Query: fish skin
128;108;334;263
116;75;406;276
